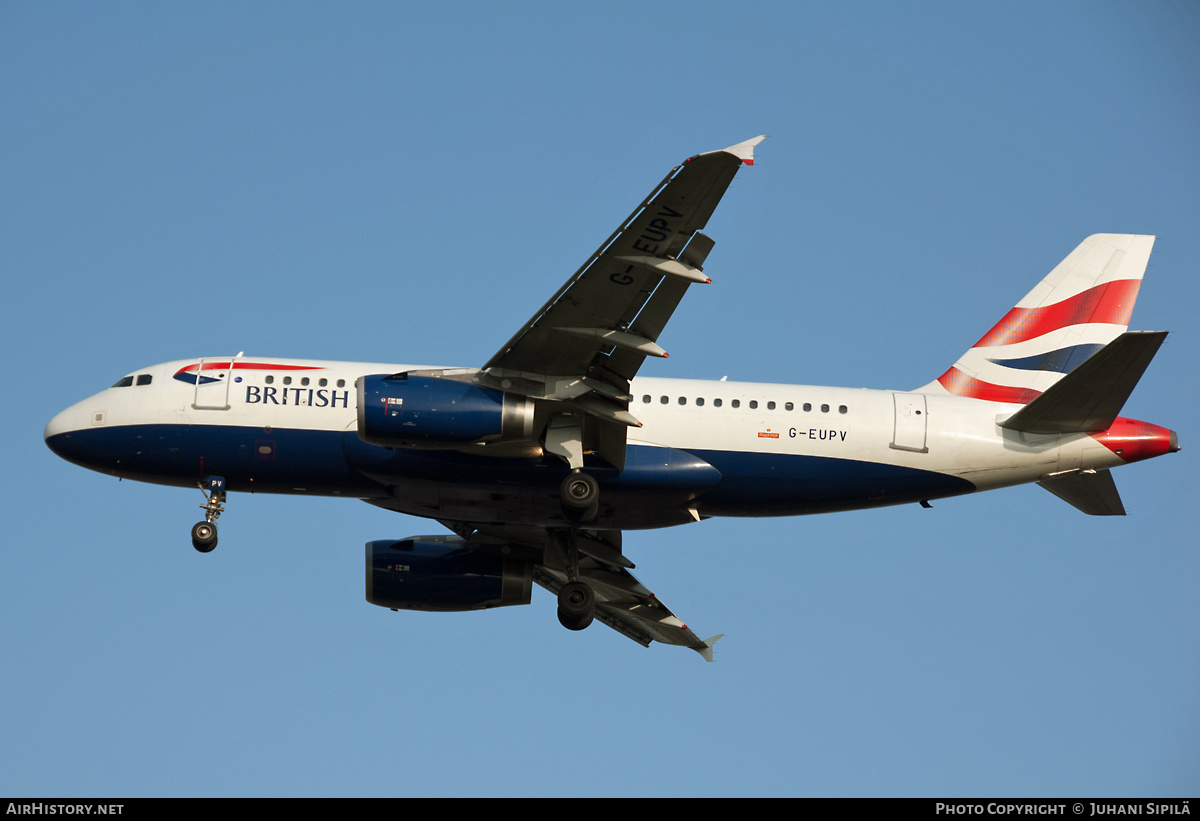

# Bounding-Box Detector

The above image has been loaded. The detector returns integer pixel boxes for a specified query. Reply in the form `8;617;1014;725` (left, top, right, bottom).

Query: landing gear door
891;393;928;453
191;356;239;411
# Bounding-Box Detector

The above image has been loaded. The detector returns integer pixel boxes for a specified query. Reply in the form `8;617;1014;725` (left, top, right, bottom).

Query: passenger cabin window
696;397;705;406
714;398;723;407
731;399;740;408
265;375;274;384
839;405;848;414
337;379;345;388
749;400;758;409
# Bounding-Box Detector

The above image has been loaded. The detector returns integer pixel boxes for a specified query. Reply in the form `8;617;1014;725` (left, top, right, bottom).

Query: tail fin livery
922;234;1155;403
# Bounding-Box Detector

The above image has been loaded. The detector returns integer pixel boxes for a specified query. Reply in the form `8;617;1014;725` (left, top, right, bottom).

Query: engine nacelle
365;536;533;612
357;373;535;448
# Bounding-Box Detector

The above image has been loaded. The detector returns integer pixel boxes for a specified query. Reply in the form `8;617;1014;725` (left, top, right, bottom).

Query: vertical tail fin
920;234;1155;403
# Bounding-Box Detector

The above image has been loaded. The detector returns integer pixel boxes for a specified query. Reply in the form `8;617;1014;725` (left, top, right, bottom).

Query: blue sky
3;1;1198;797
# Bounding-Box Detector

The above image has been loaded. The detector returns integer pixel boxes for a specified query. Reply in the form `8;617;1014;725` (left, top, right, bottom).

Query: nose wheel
191;521;218;552
192;476;226;553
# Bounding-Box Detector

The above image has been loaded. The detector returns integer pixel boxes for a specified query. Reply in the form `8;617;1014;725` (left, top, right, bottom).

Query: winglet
722;135;766;165
690;135;766;166
697;633;725;662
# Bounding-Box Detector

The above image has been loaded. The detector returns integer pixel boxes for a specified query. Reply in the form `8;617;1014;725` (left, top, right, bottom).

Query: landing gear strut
192;476;226;553
545;415;599;523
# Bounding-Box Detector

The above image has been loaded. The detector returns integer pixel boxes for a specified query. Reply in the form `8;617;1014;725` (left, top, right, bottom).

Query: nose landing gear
191;476;226;553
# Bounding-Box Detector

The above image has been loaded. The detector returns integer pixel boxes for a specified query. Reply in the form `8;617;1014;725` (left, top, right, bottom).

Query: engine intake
365;536;533;612
357;373;535;448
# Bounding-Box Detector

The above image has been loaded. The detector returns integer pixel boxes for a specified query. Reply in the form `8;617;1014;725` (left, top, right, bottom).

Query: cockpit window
111;376;134;388
136;374;152;386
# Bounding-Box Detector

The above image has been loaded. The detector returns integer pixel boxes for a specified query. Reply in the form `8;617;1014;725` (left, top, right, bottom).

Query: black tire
558;581;594;618
562;500;599;524
191;521;218;553
560;472;598;510
560;472;599;522
557;606;594;631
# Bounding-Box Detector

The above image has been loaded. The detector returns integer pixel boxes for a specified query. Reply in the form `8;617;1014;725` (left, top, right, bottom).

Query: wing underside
470;138;764;470
385;141;763;658
442;521;722;660
484;135;765;384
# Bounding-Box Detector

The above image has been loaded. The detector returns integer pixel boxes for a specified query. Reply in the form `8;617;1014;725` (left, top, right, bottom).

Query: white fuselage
44;356;1132;529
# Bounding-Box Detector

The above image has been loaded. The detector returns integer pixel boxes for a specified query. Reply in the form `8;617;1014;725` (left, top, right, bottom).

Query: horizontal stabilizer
1038;469;1125;516
999;331;1167;434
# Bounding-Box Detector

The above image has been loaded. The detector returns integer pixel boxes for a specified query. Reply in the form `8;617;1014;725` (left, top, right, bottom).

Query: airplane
44;136;1179;660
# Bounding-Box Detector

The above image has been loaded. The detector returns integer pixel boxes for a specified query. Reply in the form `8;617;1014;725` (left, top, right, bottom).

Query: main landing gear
545;415;600;524
552;529;595;631
557;581;594;631
543;416;603;628
559;469;599;523
191;476;226;553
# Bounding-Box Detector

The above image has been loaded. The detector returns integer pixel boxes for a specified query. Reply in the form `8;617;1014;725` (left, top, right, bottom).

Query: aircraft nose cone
44;405;85;462
45;407;76;442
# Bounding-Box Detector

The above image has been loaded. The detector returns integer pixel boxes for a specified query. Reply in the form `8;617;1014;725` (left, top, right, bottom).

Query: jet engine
365;535;533;612
357;373;536;448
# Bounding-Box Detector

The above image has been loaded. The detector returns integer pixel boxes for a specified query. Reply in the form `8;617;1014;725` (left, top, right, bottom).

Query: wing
441;521;723;661
405;140;760;657
474;137;764;468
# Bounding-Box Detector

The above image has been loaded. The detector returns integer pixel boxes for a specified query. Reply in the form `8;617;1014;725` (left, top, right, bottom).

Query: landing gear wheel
557;607;594;631
560;471;599;523
191;521;218;553
557;581;595;631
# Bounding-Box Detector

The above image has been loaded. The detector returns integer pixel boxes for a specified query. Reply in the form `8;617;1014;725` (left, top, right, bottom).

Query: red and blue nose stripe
173;362;324;385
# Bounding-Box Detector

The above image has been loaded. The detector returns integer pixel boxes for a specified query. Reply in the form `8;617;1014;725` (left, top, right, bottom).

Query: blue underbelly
46;423;975;524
